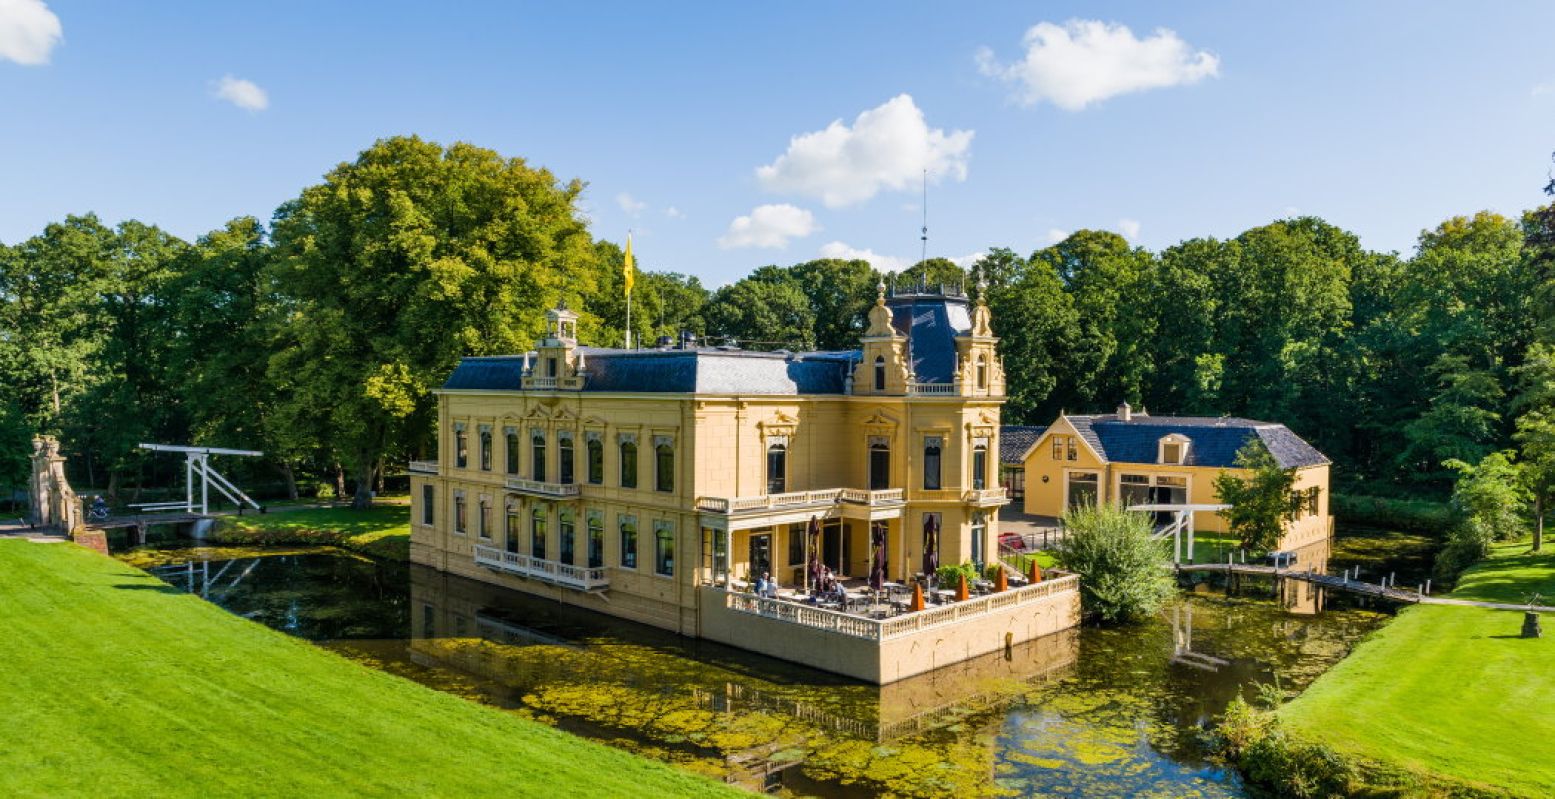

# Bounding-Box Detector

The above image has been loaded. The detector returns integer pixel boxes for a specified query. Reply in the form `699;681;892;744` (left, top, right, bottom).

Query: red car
998;532;1027;551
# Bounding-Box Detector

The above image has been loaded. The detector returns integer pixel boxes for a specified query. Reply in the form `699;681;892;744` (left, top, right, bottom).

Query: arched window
477;498;491;539
479;428;493;471
619;516;638;568
587;515;605;568
454;424;468;469
976;355;988;390
505;429;519;474
655;441;675;493
766;440;787;494
873;356;886;391
505;502;520;553
869;438;890;490
558;433;575;484
586;436;604;484
972;443;988;491
530;507;547;560
923;437;942;490
654;521;675;576
453;491;467;533
619;439;638;488
531;430;547;482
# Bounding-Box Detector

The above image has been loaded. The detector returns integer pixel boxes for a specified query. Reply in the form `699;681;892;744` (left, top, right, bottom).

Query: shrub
1433;516;1495;583
1054;504;1173;622
935;561;977;588
1331;493;1452;536
1213;697;1354;799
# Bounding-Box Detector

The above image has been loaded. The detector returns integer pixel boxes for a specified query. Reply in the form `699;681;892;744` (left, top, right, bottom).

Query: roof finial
876;278;886;304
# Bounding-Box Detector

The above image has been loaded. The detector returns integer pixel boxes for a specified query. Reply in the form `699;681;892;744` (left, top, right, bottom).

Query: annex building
410;283;1081;683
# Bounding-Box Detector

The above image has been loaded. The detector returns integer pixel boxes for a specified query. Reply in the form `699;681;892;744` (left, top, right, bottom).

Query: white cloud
1532;82;1554;97
1045;228;1070;244
0;0;61;65
818;241;908;273
951;251;987;268
757;94;974;208
664;206;684;219
977;19;1219;111
717;204;819;249
616;192;646;216
213;75;268;111
1118;218;1141;240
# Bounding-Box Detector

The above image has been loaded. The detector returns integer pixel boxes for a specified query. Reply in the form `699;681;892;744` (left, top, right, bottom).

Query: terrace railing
907;381;958;396
697;487;906;515
408;460;439;475
721;572;1079;641
504;477;581;498
473;543;609;590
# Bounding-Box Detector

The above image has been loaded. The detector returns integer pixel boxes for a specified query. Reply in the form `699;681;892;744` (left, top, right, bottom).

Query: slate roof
887;292;971;384
443;348;860;395
1058;414;1329;469
999;425;1047;464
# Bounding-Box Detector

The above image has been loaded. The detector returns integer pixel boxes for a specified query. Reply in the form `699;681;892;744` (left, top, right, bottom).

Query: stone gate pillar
28;436;81;533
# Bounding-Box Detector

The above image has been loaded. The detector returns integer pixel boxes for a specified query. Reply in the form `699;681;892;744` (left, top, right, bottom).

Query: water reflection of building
407;564;1079;794
408;285;1080;683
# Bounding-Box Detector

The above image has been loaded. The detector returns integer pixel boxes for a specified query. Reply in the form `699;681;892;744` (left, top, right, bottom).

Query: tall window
454;492;467;534
923;437;942;490
531;430;547;482
972;444;988;490
619;438;638;488
620;517;638;568
1066;471;1099;510
787;522;805;566
477;498;491;539
559;433;575;484
1051;436;1063;460
587;516;604;569
421;484;434;525
766;441;787;494
559;510;575;565
586;436;604;484
873;356;885;391
1067;437;1078;461
455;425;468;469
971;511;986;565
530;507;547;560
869;438;890;490
655;440;674;493
479;428;493;471
505;429;520;474
976;355;988;389
505;502;520;553
654;521;675;576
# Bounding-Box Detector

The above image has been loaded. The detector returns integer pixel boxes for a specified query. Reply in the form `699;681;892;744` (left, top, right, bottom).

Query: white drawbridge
1127;502;1231;564
136;443;264;514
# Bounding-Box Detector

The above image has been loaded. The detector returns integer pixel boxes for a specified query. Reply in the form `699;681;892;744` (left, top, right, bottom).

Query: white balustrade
700;486;907;515
473;544;609;590
504;477;581;498
408;460;439;474
907;382;959;396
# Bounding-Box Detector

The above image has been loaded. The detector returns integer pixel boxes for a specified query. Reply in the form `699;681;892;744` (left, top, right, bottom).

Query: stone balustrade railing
473;543;609;590
408;460;439;474
697;487;907;514
504;477;581;498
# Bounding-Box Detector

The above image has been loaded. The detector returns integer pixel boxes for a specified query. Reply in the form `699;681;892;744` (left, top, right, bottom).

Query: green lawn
212;504;411;560
1279;541;1555;797
0;540;740;798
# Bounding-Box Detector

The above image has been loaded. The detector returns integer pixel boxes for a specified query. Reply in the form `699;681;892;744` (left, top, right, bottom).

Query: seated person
753;574;769;597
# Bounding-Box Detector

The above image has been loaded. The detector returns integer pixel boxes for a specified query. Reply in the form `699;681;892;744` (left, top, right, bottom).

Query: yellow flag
623;233;635;295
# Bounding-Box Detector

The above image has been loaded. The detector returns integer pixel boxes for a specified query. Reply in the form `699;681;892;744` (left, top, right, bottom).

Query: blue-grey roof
443;348;860;395
887;293;971;384
1000;425;1047;464
1065;414;1329;469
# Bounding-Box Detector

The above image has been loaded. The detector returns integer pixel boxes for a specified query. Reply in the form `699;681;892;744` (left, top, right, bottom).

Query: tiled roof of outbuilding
999;425;1047;464
1062;414;1329;469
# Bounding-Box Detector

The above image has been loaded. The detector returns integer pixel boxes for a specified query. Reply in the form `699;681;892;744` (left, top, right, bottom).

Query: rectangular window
559;434;575;484
531;507;547;560
587;516;604;569
766;443;787;494
787;522;805;566
1119;474;1152;508
972;445;988;491
559;512;575;565
655;440;674;493
454;492;467;534
620;517;637;569
1066;471;1099;510
1066;437;1078;461
586;436;604;484
505;506;520;553
531;430;547;482
654;522;675;576
1162;443;1181;464
620;439;638;488
421;484;434;525
455;425;468;469
479;428;493;471
477;498;491;540
505;429;520;475
869;441;890;490
923;436;942;490
1051;436;1063;460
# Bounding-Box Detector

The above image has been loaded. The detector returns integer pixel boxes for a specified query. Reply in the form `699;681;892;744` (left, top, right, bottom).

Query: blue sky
3;1;1553;284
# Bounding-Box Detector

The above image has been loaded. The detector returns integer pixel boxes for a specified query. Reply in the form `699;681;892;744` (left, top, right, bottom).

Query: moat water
123;535;1415;797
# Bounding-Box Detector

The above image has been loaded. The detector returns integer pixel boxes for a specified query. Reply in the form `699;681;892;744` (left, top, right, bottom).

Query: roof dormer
1158;434;1191;465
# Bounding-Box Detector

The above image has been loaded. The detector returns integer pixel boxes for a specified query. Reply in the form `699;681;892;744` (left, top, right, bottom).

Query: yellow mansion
410;283;1081;683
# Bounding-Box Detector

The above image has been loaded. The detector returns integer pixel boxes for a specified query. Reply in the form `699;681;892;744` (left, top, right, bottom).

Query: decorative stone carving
30;436;81;533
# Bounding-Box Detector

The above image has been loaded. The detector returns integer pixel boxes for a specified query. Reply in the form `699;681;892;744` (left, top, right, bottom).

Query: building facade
410;285;1080;682
1015;405;1332;555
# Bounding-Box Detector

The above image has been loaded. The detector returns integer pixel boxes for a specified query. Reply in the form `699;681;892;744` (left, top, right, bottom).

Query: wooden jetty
1176;562;1555;613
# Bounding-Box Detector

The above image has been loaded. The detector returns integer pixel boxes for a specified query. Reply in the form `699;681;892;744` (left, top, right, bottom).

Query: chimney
1117;401;1132;422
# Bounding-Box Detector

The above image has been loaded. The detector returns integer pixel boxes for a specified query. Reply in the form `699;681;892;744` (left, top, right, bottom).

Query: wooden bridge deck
1176;562;1555;613
84;514;209;531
